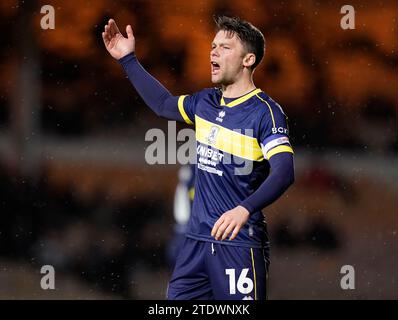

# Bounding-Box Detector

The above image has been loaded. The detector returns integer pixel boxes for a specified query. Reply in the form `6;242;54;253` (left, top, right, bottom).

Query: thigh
206;243;269;300
167;238;214;300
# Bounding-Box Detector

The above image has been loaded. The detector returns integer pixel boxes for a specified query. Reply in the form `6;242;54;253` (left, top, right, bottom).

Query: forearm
118;53;182;121
240;152;295;214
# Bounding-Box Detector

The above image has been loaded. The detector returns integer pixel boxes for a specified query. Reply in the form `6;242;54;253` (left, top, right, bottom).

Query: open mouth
211;61;221;74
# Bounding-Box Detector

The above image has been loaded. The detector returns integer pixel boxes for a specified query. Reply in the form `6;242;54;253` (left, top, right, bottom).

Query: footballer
102;15;295;300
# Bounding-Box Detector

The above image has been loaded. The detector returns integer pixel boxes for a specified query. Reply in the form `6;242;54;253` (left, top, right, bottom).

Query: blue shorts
167;237;270;300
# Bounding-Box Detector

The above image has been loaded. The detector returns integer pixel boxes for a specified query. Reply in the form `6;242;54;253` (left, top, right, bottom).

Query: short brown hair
214;15;265;70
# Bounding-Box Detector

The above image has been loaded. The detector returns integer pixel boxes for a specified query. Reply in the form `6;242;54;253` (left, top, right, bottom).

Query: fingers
102;27;111;47
221;223;236;241
229;225;241;241
109;18;121;37
211;216;224;238
103;24;112;42
126;25;134;39
101;32;109;46
212;215;241;241
214;220;229;240
103;19;133;49
211;208;248;241
103;19;119;42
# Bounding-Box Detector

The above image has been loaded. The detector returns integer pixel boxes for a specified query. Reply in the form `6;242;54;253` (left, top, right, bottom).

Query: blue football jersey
177;88;293;248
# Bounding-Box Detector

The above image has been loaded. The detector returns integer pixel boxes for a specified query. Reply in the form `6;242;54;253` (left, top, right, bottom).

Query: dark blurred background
0;0;397;299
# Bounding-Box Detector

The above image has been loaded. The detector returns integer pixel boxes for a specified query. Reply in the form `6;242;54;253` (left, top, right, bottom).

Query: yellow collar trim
220;88;262;107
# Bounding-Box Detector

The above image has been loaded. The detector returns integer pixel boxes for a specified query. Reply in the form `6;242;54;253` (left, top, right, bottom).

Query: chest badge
207;126;219;145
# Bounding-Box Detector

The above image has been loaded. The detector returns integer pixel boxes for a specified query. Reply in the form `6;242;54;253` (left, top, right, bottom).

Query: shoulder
253;91;286;118
252;91;290;136
251;91;288;130
188;87;220;98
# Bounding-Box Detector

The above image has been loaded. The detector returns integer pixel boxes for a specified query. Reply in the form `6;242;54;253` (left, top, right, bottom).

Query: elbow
154;108;163;117
284;155;295;188
271;168;294;193
286;166;295;188
289;166;295;185
281;166;295;190
152;101;165;117
269;152;295;191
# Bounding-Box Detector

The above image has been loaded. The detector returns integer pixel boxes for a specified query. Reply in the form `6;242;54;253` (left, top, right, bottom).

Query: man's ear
243;53;256;68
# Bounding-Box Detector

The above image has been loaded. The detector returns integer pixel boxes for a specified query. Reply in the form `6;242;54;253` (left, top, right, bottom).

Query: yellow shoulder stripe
255;94;276;128
267;145;294;159
178;95;194;125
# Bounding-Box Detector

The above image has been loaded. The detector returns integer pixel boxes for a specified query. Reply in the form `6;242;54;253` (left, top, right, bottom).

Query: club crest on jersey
216;110;226;123
207;126;219;145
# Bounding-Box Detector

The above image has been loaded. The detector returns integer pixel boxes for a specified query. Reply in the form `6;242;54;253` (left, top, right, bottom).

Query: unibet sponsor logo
197;144;224;163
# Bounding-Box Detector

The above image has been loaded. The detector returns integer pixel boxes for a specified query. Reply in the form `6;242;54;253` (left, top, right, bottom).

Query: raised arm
102;19;185;122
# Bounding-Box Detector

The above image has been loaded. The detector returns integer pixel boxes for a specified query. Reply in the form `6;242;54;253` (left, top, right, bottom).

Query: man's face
210;30;247;85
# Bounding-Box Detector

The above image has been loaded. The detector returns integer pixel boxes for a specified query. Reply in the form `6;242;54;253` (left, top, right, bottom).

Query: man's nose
210;47;219;57
211;47;219;57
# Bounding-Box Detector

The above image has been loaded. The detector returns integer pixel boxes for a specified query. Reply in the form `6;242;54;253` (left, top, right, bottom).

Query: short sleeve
258;100;294;160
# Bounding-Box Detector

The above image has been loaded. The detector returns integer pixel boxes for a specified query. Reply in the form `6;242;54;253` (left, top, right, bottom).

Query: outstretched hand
102;19;135;60
211;206;250;241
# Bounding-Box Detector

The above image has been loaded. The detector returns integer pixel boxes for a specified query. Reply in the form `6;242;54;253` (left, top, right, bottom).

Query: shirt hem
185;232;269;249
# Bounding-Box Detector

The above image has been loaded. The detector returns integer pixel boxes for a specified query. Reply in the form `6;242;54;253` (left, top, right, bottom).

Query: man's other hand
211;205;250;241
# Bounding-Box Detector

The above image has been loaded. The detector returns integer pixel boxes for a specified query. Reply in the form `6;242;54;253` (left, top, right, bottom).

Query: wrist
118;52;136;64
238;202;253;216
237;205;250;216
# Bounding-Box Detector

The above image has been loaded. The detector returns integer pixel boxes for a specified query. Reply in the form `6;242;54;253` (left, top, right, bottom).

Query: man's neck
221;76;256;99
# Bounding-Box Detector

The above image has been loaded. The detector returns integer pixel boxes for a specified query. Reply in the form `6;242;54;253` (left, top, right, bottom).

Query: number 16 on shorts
225;268;254;296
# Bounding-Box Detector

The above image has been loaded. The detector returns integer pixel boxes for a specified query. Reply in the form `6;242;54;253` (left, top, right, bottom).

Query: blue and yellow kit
177;87;293;249
118;53;294;300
